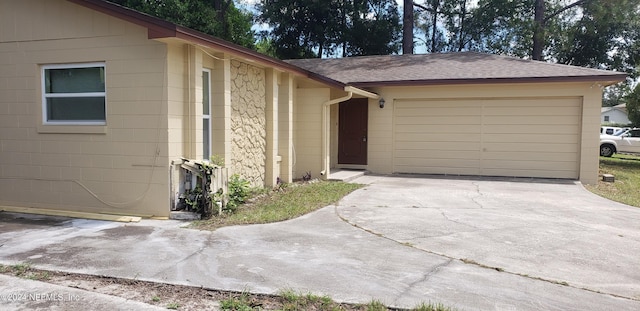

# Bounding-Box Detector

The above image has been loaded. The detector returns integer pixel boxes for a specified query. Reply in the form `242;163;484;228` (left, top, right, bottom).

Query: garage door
393;97;581;179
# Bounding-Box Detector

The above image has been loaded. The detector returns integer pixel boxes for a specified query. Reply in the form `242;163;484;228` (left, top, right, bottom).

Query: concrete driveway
339;175;640;302
1;175;639;310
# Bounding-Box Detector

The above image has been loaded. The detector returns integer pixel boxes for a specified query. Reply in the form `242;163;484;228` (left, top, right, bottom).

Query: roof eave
168;26;347;89
66;0;347;90
348;74;629;88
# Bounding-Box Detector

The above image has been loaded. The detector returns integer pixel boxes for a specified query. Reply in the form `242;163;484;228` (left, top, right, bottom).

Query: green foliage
226;174;250;211
209;154;225;167
412;0;639;97
411;302;457;311
414;1;638;73
191;181;363;230
344;0;402;56
627;85;640;127
166;302;180;310
366;300;387;311
220;292;256;311
183;187;203;212
277;289;341;311
258;0;401;58
603;84;633;107
586;154;640;208
255;37;278;58
12;263;31;277
553;0;639;77
110;0;255;48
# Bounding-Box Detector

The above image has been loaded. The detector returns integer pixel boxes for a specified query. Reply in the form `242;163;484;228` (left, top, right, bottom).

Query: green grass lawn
191;180;363;231
585;154;640;207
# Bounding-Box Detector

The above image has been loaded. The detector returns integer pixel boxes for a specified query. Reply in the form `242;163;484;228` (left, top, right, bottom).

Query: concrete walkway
1;175;639;310
0;274;166;311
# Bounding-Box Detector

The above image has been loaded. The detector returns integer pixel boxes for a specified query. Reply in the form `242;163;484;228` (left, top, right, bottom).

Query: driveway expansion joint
335;204;640;303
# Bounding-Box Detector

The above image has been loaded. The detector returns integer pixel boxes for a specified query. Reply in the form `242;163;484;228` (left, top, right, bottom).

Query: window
42;63;106;124
202;69;212;160
604;116;610;122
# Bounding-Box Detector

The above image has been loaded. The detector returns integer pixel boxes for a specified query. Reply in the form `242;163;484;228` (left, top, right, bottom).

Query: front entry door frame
338;98;368;165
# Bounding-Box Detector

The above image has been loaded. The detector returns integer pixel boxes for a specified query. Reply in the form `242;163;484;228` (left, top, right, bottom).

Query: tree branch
544;0;590;22
413;2;434;13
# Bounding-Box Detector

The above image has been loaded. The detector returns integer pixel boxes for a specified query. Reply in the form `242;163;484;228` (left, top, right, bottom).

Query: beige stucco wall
293;88;331;179
0;0;171;216
366;82;603;184
230;60;267;186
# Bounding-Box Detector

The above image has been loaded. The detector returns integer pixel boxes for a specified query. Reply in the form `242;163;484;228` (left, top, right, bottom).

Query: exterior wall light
378;97;385;108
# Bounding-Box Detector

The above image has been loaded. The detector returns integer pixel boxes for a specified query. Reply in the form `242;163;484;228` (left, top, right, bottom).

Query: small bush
226;174;250;212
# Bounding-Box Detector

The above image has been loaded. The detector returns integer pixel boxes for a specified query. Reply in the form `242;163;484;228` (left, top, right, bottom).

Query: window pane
203;119;210;160
47;97;106;121
45;67;105;93
202;71;210;115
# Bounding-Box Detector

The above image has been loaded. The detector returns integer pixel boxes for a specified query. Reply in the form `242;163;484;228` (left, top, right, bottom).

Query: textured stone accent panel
230;60;267;186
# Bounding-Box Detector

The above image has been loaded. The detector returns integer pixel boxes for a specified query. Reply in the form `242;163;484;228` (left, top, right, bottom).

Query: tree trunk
213;0;232;37
430;0;439;53
457;0;467;52
403;0;414;54
532;0;545;60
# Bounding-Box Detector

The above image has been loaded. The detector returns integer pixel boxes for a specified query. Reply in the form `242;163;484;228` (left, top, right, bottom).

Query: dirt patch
0;265;396;310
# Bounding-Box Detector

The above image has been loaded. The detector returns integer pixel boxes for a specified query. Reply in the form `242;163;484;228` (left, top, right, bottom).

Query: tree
345;0;402;56
110;0;255;48
258;0;401;59
403;0;414;54
258;0;341;59
553;1;639;72
532;0;589;60
627;84;640;127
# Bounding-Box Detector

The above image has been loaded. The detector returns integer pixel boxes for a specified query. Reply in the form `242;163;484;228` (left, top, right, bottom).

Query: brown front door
338;99;368;165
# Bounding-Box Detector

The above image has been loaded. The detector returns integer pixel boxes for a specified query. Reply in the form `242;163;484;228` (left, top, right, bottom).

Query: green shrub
226;174;250;212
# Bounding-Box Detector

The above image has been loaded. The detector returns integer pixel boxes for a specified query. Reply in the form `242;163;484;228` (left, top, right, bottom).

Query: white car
600;128;640;157
600;126;628;135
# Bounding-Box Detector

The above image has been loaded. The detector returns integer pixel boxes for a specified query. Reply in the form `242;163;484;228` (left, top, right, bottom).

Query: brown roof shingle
285;52;627;87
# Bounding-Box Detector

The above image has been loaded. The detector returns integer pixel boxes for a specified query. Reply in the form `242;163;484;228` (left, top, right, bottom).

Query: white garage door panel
395;141;481;151
482;151;578;162
395;157;480;167
398;149;482;160
483;134;579;143
398;133;482;142
483;115;577;125
481;168;574;179
395;163;481;175
485;142;578;153
482;159;576;171
393;97;581;179
485;106;580;116
395;116;481;125
483;124;580;134
397;106;481;116
395;124;481;134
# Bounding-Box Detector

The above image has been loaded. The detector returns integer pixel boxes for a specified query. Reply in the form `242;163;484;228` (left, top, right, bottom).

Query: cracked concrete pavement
339;175;640;304
1;175;640;310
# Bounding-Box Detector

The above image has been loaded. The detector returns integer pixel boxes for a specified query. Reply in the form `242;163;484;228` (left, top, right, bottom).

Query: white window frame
41;62;106;125
202;69;212;160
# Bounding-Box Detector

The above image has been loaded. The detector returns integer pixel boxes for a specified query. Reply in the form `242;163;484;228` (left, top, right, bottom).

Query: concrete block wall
0;0;170;217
